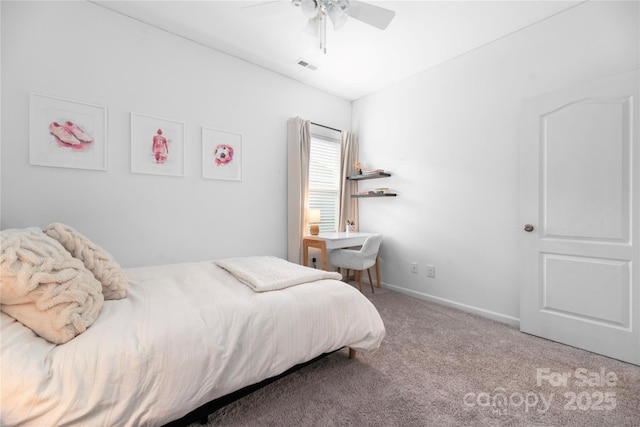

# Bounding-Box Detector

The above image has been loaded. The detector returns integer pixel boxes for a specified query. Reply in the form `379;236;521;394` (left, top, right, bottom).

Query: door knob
523;224;534;232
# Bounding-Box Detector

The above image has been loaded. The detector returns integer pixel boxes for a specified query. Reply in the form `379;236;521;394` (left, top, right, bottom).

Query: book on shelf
363;169;385;175
356;188;395;195
374;187;396;194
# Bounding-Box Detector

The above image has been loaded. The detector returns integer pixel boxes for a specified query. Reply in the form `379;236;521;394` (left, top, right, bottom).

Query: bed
0;225;385;426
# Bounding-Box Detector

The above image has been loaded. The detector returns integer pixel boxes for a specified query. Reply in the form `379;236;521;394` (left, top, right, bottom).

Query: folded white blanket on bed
215;256;341;292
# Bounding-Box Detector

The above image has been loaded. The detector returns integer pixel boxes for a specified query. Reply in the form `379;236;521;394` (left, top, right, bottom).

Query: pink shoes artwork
152;129;169;164
48;121;94;151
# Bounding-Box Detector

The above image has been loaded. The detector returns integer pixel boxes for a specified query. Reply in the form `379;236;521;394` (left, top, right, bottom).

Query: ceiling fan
292;0;396;53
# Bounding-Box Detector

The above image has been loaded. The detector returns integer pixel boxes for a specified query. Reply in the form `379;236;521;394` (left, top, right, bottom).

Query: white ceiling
94;0;582;101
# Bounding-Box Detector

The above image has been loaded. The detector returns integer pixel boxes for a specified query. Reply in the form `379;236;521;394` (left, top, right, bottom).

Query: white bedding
0;259;385;427
215;256;342;291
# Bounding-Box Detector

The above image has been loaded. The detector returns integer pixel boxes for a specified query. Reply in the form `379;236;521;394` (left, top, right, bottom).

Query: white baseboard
381;282;521;327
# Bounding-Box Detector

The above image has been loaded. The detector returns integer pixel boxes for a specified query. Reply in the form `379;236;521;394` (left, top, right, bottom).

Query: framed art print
202;127;242;181
29;92;108;170
131;112;185;177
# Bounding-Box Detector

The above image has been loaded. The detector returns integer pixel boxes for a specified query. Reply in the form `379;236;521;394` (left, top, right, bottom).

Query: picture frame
29;92;108;170
131;112;185;177
202;127;242;181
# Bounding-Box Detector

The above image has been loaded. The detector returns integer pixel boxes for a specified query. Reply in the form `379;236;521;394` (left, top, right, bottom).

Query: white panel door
519;71;639;365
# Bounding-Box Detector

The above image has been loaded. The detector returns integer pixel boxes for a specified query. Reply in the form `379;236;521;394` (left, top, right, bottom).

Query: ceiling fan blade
347;0;395;30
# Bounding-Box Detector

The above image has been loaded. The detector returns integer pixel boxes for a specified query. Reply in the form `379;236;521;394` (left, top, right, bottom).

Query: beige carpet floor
190;286;640;426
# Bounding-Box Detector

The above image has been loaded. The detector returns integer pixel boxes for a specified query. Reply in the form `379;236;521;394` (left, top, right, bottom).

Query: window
308;130;341;233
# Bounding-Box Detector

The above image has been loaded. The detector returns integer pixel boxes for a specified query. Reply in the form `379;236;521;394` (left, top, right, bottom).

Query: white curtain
339;131;359;231
287;117;311;263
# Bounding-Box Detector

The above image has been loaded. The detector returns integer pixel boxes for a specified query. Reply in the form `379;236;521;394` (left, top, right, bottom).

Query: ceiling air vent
296;58;318;71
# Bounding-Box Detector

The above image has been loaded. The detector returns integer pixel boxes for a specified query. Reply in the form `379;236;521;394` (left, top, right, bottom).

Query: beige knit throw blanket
0;228;103;344
44;223;127;300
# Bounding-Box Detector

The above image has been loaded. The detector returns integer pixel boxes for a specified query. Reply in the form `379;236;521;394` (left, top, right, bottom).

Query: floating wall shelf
346;172;392;181
352;193;397;198
347;171;396;198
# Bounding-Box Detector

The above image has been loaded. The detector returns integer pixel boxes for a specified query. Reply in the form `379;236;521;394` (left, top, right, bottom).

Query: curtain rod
311;122;342;133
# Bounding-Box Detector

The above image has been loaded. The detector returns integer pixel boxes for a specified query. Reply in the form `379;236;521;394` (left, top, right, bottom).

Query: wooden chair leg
357;270;363;292
367;268;374;293
375;256;381;288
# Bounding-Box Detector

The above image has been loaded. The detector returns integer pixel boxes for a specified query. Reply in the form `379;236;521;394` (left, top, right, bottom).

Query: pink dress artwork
152;129;168;164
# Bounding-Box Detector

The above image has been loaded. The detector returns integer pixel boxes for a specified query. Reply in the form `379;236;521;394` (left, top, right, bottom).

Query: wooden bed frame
163;348;356;426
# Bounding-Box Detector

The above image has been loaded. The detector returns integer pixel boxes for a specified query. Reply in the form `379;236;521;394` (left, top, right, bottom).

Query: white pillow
44;223;127;300
0;227;104;344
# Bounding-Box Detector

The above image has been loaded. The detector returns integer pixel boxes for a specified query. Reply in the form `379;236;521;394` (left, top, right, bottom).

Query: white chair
328;234;382;293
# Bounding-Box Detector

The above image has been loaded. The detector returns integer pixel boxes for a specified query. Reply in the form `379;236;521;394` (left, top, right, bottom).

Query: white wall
3;1;638;324
1;1;351;267
352;1;639;322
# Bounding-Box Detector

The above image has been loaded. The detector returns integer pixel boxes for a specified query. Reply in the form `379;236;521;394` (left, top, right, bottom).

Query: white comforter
0;260;385;427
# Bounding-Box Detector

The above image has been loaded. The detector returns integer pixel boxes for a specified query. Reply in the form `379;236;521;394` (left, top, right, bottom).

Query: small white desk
302;232;381;288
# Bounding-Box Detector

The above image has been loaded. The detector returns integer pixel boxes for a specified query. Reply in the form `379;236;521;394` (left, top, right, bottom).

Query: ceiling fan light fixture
333;0;350;14
327;4;349;30
294;0;394;54
300;0;319;18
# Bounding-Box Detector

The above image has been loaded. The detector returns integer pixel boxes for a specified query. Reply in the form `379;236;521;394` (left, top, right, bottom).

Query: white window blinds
308;134;341;233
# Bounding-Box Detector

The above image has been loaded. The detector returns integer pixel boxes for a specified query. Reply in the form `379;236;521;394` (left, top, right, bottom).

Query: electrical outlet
411;262;418;274
426;265;435;278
